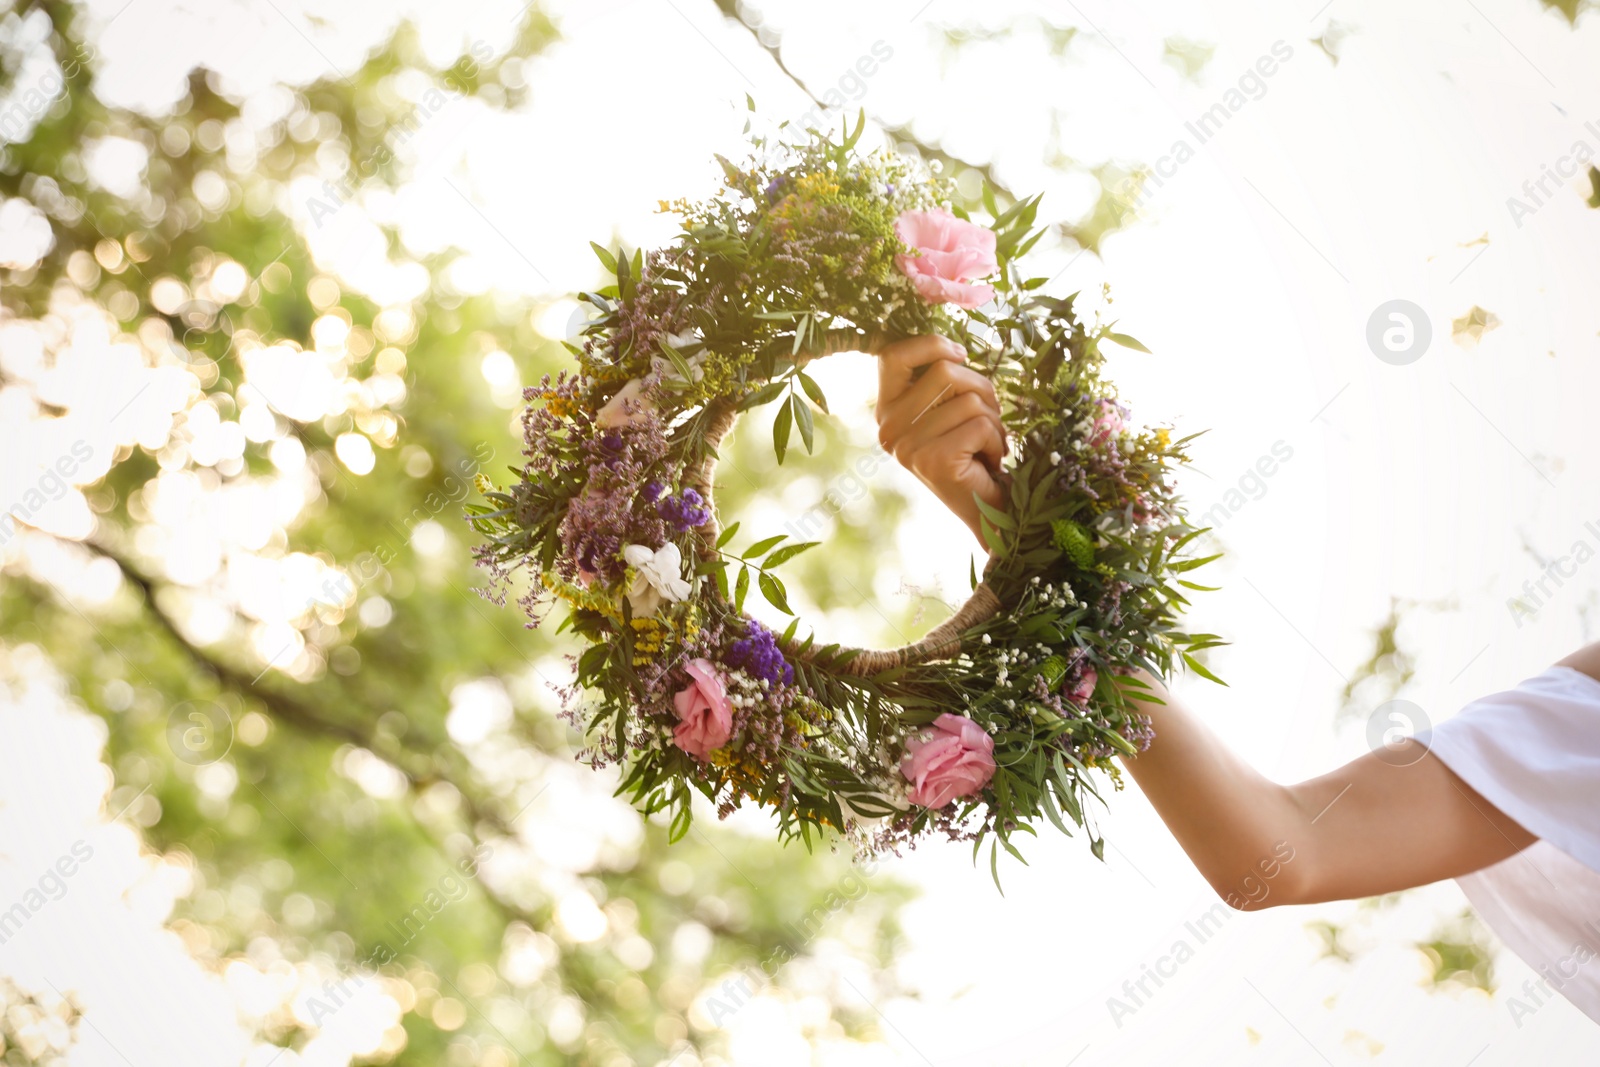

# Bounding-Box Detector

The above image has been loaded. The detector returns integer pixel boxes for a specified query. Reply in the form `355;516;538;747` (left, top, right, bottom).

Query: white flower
1049;451;1062;465
623;542;692;616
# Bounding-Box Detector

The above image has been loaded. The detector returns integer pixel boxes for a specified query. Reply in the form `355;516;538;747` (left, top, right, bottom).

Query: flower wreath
472;116;1222;873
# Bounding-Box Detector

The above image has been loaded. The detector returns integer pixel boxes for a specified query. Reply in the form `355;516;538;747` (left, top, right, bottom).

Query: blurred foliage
1309;20;1355;66
1416;908;1497;994
0;0;918;1062
1160;36;1215;82
0;979;78;1065
1540;0;1600;24
1336;596;1421;722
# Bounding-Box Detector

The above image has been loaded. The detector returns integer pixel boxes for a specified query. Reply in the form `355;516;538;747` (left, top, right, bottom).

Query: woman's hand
874;335;1007;547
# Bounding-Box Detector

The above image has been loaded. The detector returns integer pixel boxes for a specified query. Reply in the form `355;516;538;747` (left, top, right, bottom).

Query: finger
911;415;1007;512
894;396;1006;475
878;360;998;449
876;334;966;408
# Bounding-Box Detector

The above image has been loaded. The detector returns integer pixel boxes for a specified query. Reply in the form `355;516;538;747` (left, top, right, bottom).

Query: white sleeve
1420;666;1600;1025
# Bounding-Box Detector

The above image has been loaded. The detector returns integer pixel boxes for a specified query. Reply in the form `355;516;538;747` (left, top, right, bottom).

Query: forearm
1117;670;1536;908
1117;670;1322;908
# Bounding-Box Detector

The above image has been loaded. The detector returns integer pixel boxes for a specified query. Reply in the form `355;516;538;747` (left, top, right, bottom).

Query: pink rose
672;658;733;760
596;379;653;428
894;209;998;309
1066;667;1098;708
1089;400;1125;448
898;713;997;809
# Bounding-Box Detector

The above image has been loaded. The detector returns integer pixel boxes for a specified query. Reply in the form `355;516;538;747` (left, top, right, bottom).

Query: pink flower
672;658;733;760
1089;400;1125;448
596;379;653;428
898;713;996;809
894;209;998;309
1066;667;1098;708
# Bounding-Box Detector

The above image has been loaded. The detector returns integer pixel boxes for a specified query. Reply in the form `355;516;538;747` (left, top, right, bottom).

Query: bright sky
3;0;1599;1063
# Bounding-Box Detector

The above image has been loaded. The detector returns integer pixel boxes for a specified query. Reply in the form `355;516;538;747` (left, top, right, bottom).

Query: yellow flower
1155;427;1171;448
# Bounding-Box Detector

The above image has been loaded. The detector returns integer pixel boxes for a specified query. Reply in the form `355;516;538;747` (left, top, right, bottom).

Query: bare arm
1118;671;1537;909
873;333;1547;909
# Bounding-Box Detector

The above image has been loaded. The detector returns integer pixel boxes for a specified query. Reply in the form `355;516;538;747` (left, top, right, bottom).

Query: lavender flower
725;619;794;686
656;487;710;532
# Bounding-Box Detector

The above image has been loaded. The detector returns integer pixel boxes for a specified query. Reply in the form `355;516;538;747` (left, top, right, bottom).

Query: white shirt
1421;665;1600;1024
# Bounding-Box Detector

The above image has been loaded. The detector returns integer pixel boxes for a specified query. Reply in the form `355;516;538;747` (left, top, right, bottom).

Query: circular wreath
472;119;1221;869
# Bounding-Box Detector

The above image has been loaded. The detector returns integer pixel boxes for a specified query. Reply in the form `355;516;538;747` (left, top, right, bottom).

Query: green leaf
797;371;829;414
762;541;819;568
792;394;815;454
716;520;741;549
759;571;794;614
713;153;742;185
1104;331;1152;353
589;242;617;273
973;493;1015;532
657;337;695;383
773;400;793;464
734;564;751;613
1182;652;1228;686
743;534;786;559
1171;553;1223;573
738;380;787;410
668;803;692;843
842;108;866;150
979;515;1007;556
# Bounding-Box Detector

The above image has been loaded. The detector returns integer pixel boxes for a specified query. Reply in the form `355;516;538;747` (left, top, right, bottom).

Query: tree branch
706;0;1020;202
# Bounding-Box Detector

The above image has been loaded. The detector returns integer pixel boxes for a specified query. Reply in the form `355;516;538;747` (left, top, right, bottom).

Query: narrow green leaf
742;534;787;559
1104;331;1152;353
1182;652;1228;686
773;400;793;464
763;541;819;568
759;571;794;614
974;493;1015;531
797;371;829;413
589;242;617;273
792;394;815;454
738;380;787;411
979;516;1006;556
734;564;751;613
716;520;741;549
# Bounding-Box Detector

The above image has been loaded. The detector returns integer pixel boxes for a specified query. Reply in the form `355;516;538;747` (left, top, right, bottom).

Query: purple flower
725;620;794;686
656;487;710;533
642;481;665;503
765;176;787;199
